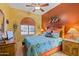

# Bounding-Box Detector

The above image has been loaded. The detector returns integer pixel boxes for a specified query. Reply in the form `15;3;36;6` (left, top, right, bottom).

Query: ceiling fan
26;3;49;12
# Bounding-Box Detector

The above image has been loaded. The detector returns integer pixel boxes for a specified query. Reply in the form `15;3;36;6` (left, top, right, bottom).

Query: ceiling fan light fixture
35;7;40;9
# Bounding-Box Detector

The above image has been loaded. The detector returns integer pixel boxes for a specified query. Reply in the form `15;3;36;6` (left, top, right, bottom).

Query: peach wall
42;3;79;33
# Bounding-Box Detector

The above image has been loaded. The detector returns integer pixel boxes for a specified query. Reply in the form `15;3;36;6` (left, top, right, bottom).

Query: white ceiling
8;3;60;15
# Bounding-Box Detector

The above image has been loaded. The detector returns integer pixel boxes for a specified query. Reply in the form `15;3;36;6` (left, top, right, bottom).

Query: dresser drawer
62;40;72;46
0;43;15;56
71;47;78;56
62;41;71;55
62;40;79;56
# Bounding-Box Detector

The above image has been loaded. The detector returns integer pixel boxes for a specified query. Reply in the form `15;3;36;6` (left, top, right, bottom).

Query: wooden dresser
0;39;15;56
62;39;79;56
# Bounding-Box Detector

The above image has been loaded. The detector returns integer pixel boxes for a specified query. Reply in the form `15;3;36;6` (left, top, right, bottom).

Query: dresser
62;39;79;56
0;39;15;56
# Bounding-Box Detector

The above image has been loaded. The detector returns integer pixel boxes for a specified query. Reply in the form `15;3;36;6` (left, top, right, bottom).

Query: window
21;25;35;35
29;25;35;34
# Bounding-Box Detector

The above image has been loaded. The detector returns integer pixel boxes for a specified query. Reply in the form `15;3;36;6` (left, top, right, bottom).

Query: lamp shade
41;28;44;32
35;7;40;9
67;28;78;34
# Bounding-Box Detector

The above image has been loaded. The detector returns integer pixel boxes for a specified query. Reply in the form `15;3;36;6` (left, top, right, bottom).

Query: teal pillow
51;32;60;38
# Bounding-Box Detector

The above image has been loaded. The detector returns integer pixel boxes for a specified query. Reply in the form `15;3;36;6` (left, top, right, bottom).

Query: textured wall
42;3;79;33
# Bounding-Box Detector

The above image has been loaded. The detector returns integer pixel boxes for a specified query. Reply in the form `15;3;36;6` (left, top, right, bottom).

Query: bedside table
62;39;79;56
0;39;15;56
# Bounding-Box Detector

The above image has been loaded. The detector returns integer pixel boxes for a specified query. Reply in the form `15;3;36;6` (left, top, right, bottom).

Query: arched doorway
20;17;35;36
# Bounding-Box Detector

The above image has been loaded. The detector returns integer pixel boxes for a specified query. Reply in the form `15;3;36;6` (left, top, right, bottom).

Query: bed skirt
24;45;61;56
40;45;61;56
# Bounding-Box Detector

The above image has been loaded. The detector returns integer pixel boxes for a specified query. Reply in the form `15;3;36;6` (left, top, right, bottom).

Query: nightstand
0;39;15;56
62;39;79;56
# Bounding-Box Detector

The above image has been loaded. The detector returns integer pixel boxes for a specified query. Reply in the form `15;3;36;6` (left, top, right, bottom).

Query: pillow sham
44;32;52;37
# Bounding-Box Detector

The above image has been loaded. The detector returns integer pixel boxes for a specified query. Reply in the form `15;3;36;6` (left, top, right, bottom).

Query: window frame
20;24;35;35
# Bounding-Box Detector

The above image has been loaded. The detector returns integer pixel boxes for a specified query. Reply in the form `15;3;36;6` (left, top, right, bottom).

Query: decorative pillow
44;32;52;37
51;32;60;38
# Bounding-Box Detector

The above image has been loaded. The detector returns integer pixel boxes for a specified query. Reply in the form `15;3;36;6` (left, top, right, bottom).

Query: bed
24;35;62;56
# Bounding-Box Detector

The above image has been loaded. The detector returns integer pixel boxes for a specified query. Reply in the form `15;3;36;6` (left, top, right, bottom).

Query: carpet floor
50;51;67;56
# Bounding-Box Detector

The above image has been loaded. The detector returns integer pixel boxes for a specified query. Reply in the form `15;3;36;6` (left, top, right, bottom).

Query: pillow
44;32;52;37
51;32;60;38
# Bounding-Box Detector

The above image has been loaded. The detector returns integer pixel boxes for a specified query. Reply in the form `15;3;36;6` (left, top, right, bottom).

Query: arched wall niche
20;17;35;25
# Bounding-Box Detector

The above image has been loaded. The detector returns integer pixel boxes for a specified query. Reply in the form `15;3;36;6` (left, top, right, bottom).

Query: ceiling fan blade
26;3;38;7
40;3;49;7
40;8;44;12
26;5;33;7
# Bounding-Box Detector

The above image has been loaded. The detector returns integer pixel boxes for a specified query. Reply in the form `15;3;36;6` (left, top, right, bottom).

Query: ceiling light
35;7;40;9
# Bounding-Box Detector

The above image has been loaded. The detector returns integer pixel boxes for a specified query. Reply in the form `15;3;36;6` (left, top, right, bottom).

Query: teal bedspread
24;35;62;56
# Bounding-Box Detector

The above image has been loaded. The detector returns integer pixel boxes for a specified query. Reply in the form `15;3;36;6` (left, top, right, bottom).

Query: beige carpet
51;51;67;56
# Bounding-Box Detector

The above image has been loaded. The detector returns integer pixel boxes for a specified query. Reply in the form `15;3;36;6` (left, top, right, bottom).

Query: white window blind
21;25;35;35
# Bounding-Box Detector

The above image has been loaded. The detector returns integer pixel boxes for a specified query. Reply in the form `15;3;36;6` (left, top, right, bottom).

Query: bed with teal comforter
24;35;62;56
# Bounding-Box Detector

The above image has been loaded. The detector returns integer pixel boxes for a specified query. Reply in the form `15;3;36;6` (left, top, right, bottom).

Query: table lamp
67;28;78;39
41;28;44;33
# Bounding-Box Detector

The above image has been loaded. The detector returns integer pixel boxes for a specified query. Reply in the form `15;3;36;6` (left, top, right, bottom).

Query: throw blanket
24;35;62;56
